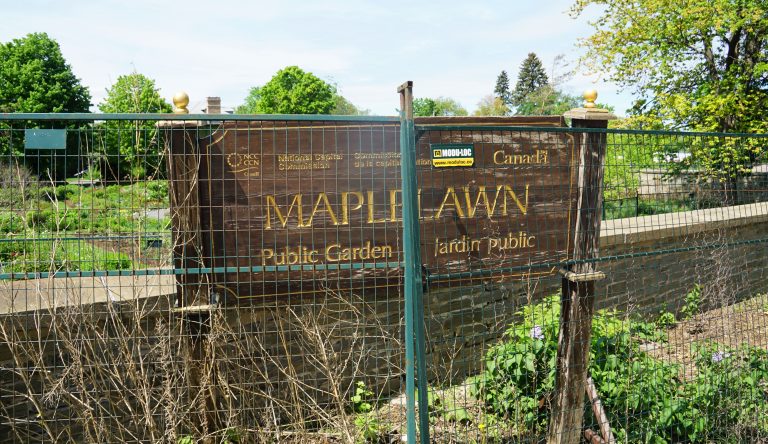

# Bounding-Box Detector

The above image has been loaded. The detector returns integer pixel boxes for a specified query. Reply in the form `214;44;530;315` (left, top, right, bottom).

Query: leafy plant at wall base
656;311;677;329
350;381;389;443
350;381;373;414
682;285;702;320
471;296;559;431
223;427;242;443
354;413;383;443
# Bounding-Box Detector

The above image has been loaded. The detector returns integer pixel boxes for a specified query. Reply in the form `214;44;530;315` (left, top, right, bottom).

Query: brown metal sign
167;116;577;304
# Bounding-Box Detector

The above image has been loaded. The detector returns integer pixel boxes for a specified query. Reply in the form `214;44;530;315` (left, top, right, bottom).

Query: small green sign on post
25;129;66;150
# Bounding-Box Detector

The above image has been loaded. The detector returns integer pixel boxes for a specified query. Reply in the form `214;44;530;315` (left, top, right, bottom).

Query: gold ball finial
173;91;190;114
583;89;598;108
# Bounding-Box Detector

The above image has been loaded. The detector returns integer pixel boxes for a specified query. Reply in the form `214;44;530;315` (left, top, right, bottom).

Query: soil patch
643;293;768;379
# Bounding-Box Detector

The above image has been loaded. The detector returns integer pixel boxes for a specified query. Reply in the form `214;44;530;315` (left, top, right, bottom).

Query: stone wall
597;202;768;315
638;166;768;204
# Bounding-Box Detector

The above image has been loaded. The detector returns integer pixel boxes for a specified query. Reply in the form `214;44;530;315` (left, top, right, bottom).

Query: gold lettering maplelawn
177;118;576;301
263;183;529;229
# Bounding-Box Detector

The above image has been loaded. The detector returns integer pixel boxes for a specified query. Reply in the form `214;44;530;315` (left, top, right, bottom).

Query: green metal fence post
398;81;430;444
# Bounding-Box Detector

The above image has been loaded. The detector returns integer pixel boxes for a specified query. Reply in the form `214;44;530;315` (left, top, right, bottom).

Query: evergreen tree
494;70;511;105
510;53;549;108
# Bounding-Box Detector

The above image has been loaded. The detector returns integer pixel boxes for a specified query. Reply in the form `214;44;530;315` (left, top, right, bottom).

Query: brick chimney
205;97;221;114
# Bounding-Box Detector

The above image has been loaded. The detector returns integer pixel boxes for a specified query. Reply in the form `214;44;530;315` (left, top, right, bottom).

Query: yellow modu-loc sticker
430;143;475;168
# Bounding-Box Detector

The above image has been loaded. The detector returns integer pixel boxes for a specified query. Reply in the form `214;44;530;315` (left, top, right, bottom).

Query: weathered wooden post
163;93;220;442
547;90;616;444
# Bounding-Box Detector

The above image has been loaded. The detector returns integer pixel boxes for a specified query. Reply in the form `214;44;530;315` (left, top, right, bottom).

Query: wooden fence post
163;95;221;442
547;90;616;444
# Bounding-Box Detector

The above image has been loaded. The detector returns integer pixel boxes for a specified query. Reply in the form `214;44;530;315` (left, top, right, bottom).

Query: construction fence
0;106;766;443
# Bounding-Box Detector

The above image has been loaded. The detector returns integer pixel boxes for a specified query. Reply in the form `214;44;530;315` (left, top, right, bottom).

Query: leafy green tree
98;72;172;180
413;97;468;117
240;66;336;114
510;53;549;109
0;33;90;114
494;70;511;106
331;94;370;115
237;78;367;115
515;85;580;116
235;87;261;114
473;95;510;116
572;0;768;200
0;33;91;179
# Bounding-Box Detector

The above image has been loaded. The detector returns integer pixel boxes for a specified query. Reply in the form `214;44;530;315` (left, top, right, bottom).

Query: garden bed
350;293;768;443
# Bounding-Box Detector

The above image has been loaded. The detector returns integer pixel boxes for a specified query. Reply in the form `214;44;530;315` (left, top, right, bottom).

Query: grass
0;237;132;273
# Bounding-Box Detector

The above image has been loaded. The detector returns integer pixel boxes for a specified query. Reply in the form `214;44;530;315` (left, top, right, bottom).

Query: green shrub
26;209;54;229
145;180;169;202
656;311;677;329
37;184;81;203
472;297;559;431
37;186;55;201
56;210;91;231
0;212;26;234
350;381;374;414
53;184;81;201
354;413;384;443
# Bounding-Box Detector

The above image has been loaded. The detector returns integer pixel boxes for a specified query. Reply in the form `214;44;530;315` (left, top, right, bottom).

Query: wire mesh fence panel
0;113;766;444
0;115;410;444
408;125;768;444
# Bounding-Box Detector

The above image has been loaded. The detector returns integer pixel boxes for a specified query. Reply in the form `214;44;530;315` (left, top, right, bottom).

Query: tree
235;87;261;114
572;0;768;200
331;95;370;116
413;97;468;117
98;72;172;179
240;66;336;114
494;71;511;106
514;86;580;116
237;74;367;116
510;53;549;109
0;33;91;179
0;33;90;114
473;95;510;116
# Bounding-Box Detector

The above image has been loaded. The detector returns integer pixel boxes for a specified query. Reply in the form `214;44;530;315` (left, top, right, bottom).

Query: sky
1;0;634;116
